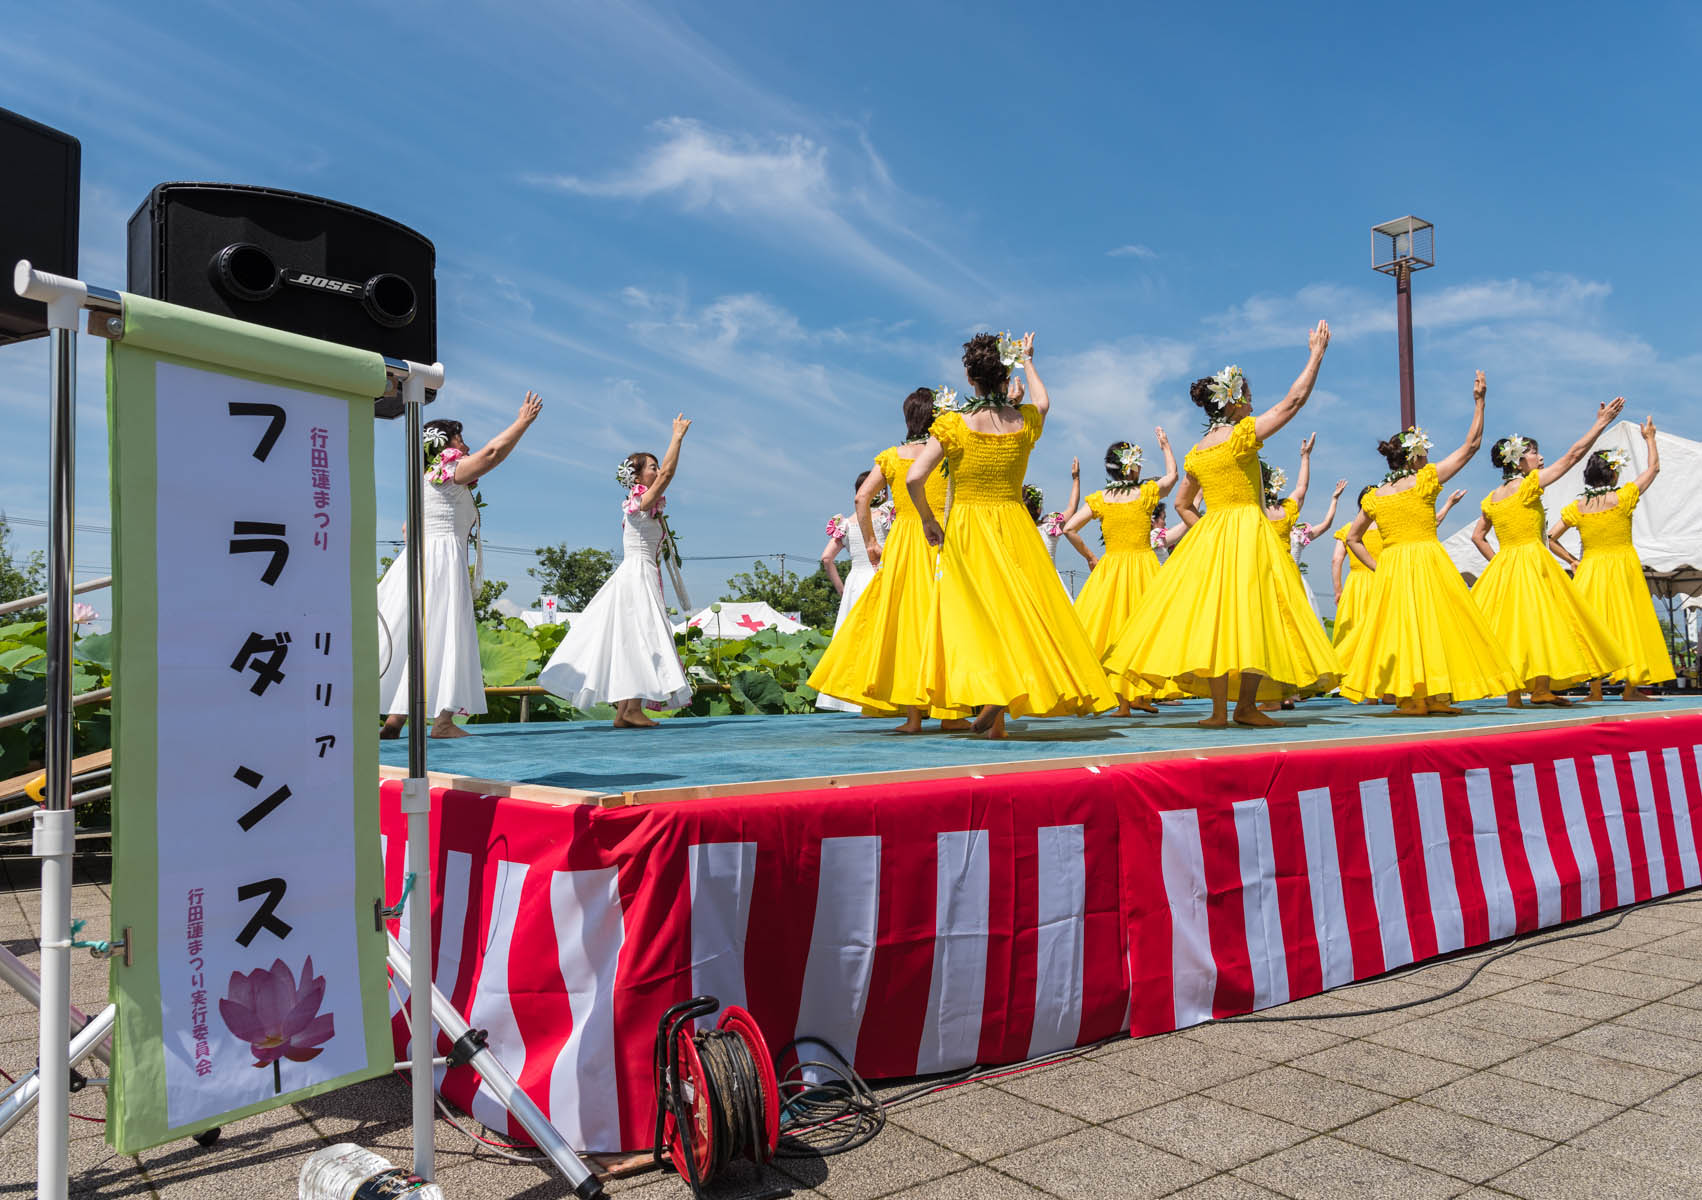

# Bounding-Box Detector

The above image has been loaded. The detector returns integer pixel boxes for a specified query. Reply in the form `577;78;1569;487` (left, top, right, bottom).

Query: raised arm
1063;457;1081;520
907;438;948;545
1253;320;1331;443
853;464;888;567
1547;516;1580;570
1435;488;1468;526
1289;432;1315;510
1635;415;1661;493
637;414;691;511
1017;333;1048;420
1345;509;1377;571
1539;396;1625;488
1471;512;1496;563
1433;371;1487;483
1154;426;1178;496
1309;479;1346;538
453;391;543;486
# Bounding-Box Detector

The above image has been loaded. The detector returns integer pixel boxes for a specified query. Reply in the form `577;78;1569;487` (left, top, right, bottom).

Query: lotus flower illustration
218;956;335;1093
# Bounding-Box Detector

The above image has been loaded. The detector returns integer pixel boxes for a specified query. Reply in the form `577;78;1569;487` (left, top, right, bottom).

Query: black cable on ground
773;1037;885;1158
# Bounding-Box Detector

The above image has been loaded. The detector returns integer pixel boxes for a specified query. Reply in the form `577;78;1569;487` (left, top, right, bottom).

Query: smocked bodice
843;515;872;566
1183;417;1262;509
1267;497;1299;540
622;504;667;563
929;405;1042;506
1335;525;1383;572
878;447;948;520
1481;471;1547;548
1088;482;1159;555
1363;465;1443;546
423;477;478;540
1563;482;1640;555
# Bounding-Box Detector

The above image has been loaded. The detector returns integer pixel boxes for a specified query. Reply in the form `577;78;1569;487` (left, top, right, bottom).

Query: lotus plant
218;956;335;1094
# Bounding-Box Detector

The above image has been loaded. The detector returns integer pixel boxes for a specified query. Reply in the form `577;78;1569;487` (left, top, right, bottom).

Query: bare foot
938;718;972;731
1505;692;1524;708
1131;698;1158;714
429;723;470;738
1425;704;1464;716
1392;702;1429;718
1197;715;1230;729
1233;708;1282;728
379;722;404;740
893;719;925;734
1114;703;1132;717
1589;681;1605;703
979;712;1007;740
972;705;1005;734
1529;692;1573;707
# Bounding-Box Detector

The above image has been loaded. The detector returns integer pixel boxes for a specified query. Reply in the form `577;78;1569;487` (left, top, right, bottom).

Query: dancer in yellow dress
1061;428;1179;715
1547;415;1672;700
1331;484;1466;659
1470;397;1627;705
909;332;1115;738
807;388;970;731
1340;371;1520;714
1103;321;1340;727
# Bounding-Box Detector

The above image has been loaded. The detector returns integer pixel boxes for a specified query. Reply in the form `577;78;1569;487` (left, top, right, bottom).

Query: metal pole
0;1005;116;1138
0;945;111;1065
35;322;76;1200
1395;264;1416;431
401;373;434;1179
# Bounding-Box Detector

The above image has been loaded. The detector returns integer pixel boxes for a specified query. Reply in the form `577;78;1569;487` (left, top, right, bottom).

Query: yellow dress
1330;525;1383;656
1340;466;1520;703
1103;417;1339;700
807;447;968;716
1073;483;1164;704
1471;471;1626;689
1563;482;1673;685
918;406;1115;717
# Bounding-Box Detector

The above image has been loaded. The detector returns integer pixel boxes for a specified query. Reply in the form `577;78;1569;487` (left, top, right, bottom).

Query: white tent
675;601;807;639
1441;422;1702;583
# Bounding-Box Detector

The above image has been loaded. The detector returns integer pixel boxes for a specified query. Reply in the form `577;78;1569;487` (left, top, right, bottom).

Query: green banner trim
106;297;388;1153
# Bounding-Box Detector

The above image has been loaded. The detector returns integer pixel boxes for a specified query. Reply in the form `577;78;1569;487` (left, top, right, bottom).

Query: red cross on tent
735;614;767;632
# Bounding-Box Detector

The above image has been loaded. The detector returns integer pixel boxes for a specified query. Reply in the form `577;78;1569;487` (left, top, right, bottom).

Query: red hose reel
652;996;780;1193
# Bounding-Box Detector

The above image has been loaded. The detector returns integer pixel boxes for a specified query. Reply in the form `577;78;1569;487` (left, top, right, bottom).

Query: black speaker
127;183;435;415
0;106;79;347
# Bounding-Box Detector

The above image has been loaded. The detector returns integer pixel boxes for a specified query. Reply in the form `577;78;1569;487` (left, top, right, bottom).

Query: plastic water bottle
299;1144;445;1198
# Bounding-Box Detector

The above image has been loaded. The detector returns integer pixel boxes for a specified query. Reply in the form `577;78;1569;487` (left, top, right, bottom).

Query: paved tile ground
2;846;1700;1198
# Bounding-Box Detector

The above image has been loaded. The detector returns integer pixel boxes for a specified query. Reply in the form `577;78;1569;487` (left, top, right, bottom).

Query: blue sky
3;0;1698;614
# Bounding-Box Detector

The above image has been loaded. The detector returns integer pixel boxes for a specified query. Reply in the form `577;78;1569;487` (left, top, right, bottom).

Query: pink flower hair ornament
218;956;335;1092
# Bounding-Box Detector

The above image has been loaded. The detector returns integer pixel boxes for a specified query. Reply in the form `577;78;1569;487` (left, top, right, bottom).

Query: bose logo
284;271;361;296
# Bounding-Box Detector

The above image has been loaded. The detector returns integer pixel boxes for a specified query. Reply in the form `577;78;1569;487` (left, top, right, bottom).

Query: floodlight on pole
1371;216;1434;431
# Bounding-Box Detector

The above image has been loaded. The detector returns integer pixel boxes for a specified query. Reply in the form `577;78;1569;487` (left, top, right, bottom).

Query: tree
720;559;847;630
0;516;46;618
530;545;616;610
377;552;508;624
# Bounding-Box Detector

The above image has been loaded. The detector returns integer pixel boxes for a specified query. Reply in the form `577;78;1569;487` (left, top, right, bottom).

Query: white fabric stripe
1028;824;1088;1057
1511;763;1563;928
794;836;881;1078
1412;773;1465;954
381;834;403;1019
1465;768;1517;940
1671;749;1702;888
1630;752;1669;896
688;842;757;1013
1159;809;1215;1028
429;849;474;1092
465;859;529;1134
917;830;990;1074
1232;799;1290;1011
1298;787;1353;988
1553;759;1602;918
547;866;627;1152
1594;754;1635;907
1359;779;1413;970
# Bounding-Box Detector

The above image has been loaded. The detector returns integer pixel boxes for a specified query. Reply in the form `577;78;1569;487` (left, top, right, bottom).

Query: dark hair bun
1104;441;1139;483
1582;452;1617;489
902;387;936;441
962;334;1009;398
1377;435;1407;470
1189;378;1215;410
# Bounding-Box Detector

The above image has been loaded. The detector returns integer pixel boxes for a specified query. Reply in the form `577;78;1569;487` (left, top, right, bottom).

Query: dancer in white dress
816;471;891;712
540;414;693;727
378;392;543;738
1025;459;1081;569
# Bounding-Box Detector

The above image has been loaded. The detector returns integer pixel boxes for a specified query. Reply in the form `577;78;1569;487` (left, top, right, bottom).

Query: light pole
1371;216;1434;431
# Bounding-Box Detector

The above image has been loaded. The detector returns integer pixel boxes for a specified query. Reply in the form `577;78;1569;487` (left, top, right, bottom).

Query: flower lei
961;392;1017;414
1040;511;1067;537
425;445;465;485
1107;443;1143;490
623;484;665;517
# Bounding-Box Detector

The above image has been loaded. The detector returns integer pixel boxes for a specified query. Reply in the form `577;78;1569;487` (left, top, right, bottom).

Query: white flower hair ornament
1207;365;1246;414
931;386;962;413
1117;444;1143;474
422;427;450;455
1264;465;1288;496
614;458;639;489
1398;426;1435;458
1500;434;1531;470
997;332;1028;371
1599;447;1629;473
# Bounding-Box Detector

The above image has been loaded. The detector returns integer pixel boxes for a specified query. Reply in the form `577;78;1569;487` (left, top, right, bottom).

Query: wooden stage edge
377;705;1691;810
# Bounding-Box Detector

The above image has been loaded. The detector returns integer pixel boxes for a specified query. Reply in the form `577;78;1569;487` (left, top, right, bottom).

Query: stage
375;699;1702;1154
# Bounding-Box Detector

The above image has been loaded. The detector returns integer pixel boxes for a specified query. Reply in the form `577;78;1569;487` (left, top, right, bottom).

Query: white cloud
1107;244;1157;260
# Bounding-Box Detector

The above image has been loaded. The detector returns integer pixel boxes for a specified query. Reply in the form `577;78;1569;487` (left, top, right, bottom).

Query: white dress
376;469;486;716
1290;527;1323;619
816;513;886;713
538;493;691;709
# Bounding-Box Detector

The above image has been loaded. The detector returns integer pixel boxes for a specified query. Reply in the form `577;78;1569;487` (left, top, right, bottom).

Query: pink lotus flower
219;956;335;1091
71;602;97;624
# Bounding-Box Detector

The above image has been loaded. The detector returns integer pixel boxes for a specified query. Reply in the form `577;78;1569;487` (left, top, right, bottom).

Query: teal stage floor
377;694;1702;797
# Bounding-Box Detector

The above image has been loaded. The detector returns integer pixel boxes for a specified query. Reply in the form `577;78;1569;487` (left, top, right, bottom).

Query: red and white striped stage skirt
379;712;1702;1152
